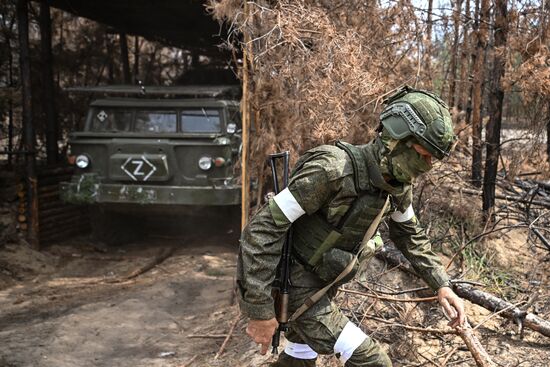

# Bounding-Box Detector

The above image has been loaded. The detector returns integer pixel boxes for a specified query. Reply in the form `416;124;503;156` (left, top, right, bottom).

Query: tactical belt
288;195;390;322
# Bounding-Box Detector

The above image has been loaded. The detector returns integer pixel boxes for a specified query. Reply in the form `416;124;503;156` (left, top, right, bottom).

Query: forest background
1;0;549;213
1;1;550;365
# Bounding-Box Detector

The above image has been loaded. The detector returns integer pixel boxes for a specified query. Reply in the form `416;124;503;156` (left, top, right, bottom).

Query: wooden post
17;0;40;249
39;0;59;165
240;2;251;230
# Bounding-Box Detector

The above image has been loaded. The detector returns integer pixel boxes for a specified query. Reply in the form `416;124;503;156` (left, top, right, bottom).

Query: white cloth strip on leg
390;204;415;223
334;322;368;364
273;187;306;223
284;341;318;359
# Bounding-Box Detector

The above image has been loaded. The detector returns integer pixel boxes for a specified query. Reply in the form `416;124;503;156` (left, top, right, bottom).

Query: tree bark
547;108;550;163
448;0;463;109
471;0;489;187
119;32;131;84
39;0;58;165
7;21;15;168
424;0;434;88
482;0;508;214
456;323;496;367
17;0;39;248
458;0;471;111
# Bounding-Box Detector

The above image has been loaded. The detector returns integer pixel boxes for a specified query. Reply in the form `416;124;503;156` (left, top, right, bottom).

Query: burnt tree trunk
39;0;58;165
471;0;489;187
6;19;15;168
448;0;462;108
547;110;550;162
465;0;480;126
119;32;131;84
17;0;39;248
482;0;508;214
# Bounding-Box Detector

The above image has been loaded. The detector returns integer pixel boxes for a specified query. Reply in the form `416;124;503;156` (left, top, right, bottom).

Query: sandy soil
1;223;550;367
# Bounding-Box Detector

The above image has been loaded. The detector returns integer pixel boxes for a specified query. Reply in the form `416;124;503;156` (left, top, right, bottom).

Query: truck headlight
198;156;212;171
75;154;90;169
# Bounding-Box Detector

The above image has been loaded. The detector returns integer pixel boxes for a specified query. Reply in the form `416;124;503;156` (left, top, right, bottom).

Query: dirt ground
1;218;550;367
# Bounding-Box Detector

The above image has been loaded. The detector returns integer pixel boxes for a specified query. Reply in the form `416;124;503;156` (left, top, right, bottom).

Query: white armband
390;204;415;223
273;187;306;223
334;322;367;363
284;341;318;359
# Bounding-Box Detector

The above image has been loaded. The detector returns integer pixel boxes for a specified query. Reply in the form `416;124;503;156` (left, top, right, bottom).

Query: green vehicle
60;85;242;241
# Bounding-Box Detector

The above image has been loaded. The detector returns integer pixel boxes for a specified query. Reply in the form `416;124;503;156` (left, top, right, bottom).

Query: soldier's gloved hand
246;318;279;355
438;286;466;328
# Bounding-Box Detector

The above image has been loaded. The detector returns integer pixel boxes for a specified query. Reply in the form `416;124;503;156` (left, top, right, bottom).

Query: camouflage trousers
271;287;392;367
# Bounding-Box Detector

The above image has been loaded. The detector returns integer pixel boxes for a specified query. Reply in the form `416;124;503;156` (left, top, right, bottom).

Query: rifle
269;151;292;355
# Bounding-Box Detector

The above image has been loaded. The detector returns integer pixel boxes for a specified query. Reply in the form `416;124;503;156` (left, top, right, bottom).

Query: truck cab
61;96;242;207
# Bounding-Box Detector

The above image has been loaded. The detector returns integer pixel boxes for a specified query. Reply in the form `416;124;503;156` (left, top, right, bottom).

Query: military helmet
379;86;456;160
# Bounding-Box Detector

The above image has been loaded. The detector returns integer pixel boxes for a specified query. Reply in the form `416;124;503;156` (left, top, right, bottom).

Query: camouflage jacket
237;141;451;320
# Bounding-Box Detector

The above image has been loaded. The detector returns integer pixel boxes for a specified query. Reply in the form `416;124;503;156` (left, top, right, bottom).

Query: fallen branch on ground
456;322;496;367
124;247;176;280
376;246;550;338
214;312;241;359
339;288;438;302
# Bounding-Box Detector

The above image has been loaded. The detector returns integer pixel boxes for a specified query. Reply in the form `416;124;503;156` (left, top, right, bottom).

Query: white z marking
132;160;145;176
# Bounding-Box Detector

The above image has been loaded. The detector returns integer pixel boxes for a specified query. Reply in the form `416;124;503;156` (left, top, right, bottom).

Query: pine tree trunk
458;0;471;111
471;0;489;187
425;0;434;88
119;32;131;84
39;0;59;165
448;0;463;108
482;0;508;214
17;0;40;248
547;111;550;163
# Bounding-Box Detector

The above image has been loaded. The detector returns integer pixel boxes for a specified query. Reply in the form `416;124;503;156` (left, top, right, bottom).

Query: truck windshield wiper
201;108;211;123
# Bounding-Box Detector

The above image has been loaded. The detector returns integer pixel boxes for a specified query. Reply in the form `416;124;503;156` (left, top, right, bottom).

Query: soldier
237;86;466;366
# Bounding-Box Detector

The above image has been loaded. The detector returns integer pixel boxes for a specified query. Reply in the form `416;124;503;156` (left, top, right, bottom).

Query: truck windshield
135;111;177;133
90;109;132;132
181;109;221;133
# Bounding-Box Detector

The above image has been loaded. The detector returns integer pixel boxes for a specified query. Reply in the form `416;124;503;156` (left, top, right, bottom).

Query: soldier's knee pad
334;322;392;367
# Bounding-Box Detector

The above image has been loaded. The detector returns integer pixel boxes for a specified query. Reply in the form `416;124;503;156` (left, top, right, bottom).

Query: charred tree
482;0;508;214
119;32;131;84
448;0;462;109
39;0;58;165
470;0;489;187
17;0;39;248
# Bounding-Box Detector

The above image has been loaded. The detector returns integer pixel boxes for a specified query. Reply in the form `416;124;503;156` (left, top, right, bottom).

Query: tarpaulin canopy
47;0;227;54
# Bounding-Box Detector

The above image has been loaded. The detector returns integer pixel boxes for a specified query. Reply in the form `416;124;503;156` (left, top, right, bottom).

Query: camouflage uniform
237;87;455;366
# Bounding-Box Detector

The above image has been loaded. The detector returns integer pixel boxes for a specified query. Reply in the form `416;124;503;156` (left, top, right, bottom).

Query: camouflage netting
208;0;422;179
